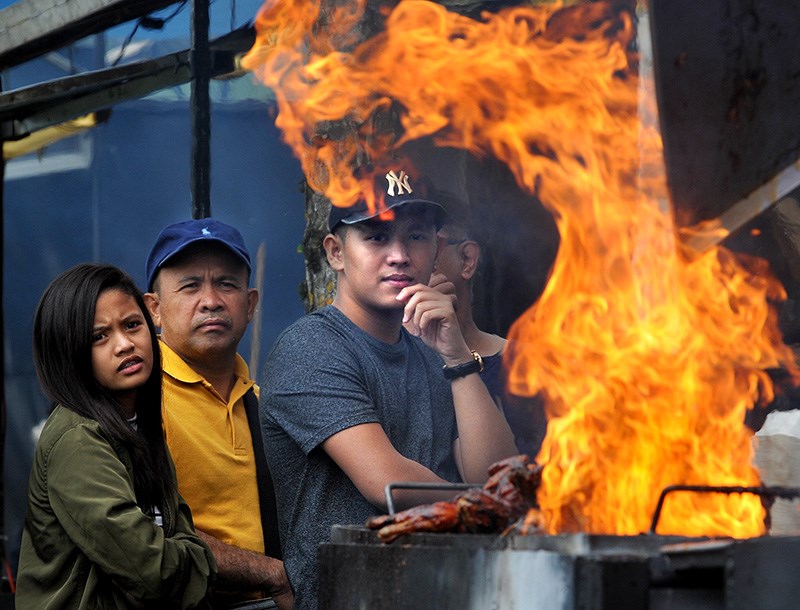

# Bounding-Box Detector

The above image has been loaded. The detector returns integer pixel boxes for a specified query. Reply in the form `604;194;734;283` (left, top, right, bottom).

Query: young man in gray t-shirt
260;168;517;610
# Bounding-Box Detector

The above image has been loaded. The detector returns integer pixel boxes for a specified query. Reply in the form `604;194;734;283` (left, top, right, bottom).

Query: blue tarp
3;93;308;572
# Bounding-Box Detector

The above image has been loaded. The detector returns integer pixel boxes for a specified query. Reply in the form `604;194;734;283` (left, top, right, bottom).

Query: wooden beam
0;0;183;68
1;57;193;139
0;27;254;139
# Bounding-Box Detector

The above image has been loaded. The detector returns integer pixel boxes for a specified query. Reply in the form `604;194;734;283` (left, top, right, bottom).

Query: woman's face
91;288;153;416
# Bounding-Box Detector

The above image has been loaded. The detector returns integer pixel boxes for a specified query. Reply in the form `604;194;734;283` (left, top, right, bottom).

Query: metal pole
0;72;8;594
190;0;211;219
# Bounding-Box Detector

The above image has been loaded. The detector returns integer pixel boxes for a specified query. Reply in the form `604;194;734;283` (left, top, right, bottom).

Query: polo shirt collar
158;338;253;387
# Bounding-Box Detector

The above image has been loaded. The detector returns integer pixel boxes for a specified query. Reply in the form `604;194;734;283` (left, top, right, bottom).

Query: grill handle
384;482;479;515
649;484;800;534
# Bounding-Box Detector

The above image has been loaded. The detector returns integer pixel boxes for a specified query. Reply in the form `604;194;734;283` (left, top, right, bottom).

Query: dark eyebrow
214;273;245;284
93;310;143;331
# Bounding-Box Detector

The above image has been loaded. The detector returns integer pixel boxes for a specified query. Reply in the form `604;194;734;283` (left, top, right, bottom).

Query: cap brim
339;199;448;225
160;236;250;268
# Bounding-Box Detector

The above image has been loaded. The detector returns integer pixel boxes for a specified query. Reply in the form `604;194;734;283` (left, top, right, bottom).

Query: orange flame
243;0;800;537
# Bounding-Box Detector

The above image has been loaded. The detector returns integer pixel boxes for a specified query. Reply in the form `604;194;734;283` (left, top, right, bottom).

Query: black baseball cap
328;169;448;232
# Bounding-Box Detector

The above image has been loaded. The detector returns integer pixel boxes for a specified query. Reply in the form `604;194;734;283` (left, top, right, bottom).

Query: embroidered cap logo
385;170;413;197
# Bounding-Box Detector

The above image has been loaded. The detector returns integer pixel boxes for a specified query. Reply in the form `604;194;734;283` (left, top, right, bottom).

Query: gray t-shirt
260;306;460;610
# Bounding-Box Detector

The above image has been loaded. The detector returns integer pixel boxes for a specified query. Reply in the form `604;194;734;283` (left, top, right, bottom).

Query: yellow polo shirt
159;340;265;554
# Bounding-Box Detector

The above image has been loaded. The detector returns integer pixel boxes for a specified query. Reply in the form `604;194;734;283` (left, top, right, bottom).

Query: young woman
16;263;215;609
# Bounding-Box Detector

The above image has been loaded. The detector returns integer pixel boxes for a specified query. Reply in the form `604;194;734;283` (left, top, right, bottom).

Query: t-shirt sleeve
261;319;380;454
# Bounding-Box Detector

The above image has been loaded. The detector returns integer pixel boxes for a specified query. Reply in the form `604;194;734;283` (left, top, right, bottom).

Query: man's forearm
195;530;288;595
451;375;518;482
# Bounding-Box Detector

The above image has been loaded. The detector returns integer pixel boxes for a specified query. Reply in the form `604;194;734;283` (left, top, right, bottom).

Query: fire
242;0;799;537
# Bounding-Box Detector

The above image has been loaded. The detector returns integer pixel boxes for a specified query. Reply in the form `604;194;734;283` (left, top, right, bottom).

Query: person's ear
323;233;345;272
460;241;480;281
246;288;259;323
143;292;161;328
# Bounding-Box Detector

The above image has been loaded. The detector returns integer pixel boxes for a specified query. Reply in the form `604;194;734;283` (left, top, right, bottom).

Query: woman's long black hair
33;263;174;514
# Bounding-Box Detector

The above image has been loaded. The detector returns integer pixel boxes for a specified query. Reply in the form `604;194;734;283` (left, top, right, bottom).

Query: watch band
442;350;485;380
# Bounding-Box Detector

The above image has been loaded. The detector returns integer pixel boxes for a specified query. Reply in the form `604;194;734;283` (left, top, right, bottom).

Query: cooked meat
366;501;461;543
365;454;543;542
456;488;513;533
484;455;543;510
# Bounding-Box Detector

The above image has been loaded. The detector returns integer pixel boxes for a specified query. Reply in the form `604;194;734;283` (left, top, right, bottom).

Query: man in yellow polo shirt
144;218;292;610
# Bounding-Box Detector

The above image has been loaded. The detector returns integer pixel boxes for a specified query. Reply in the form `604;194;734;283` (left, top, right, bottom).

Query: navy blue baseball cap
145;218;251;290
328;169;449;232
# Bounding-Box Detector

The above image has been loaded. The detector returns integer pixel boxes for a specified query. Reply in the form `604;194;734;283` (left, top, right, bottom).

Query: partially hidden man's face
145;244;258;364
327;206;441;311
434;227;470;287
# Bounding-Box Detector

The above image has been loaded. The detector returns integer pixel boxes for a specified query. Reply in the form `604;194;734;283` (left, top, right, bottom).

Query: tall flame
243;0;799;537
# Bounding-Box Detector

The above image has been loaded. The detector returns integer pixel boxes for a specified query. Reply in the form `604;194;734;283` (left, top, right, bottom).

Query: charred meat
366;501;461;543
366;454;543;543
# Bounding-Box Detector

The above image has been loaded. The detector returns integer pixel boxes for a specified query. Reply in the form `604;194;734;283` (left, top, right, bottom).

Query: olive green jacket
16;405;216;609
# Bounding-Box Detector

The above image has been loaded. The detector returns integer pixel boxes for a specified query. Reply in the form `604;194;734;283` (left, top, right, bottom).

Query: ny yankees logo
385;170;413;197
